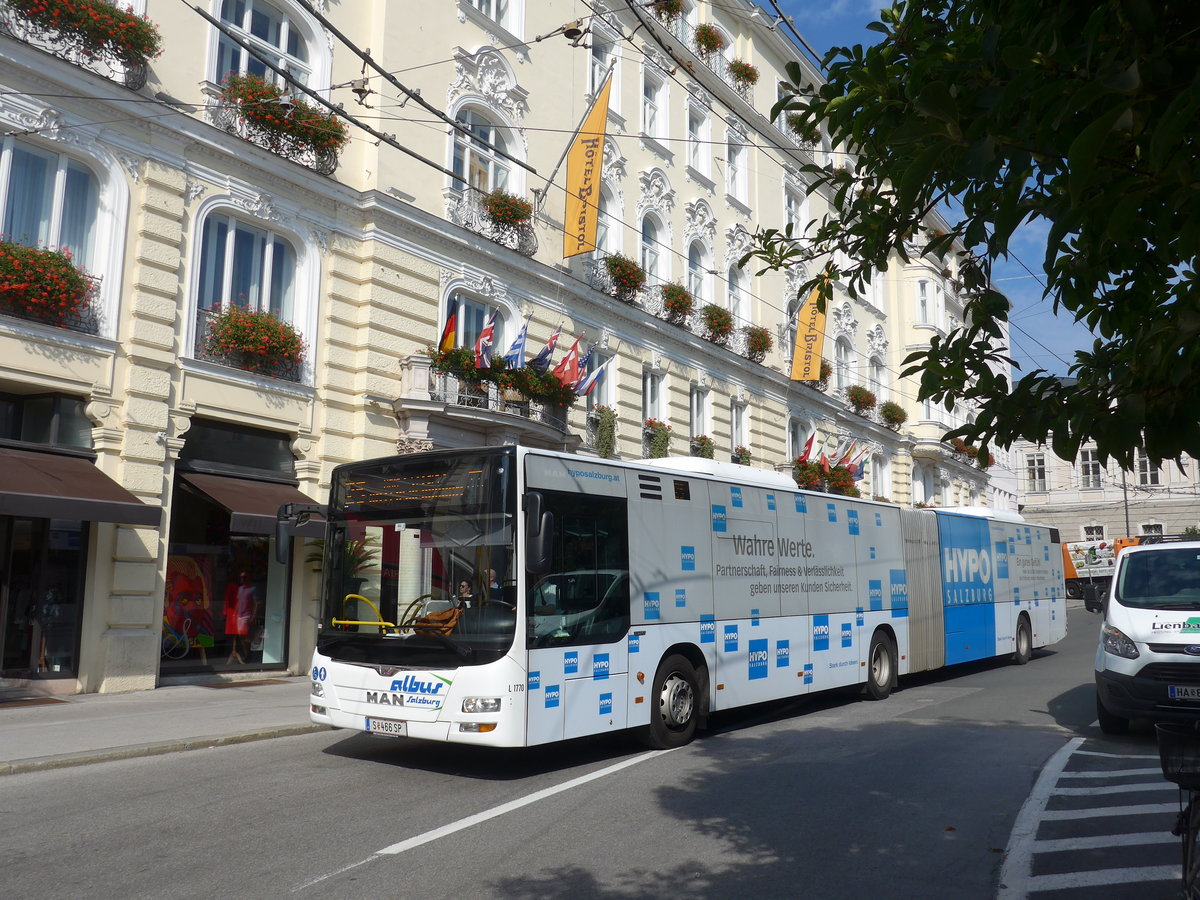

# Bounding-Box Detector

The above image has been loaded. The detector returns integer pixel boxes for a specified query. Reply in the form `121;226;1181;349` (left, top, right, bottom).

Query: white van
1095;540;1200;733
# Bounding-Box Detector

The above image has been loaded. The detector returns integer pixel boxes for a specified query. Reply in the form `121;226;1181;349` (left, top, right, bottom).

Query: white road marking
1051;781;1176;796
1033;831;1176;852
1025;865;1179;891
293;748;670;892
1041;802;1176;820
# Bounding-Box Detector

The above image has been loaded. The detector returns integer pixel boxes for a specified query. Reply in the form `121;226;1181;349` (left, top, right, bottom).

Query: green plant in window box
660;282;694;324
727;60;759;86
879;400;907;429
205;304;306;375
221;73;349;154
846;384;877;414
700;303;733;344
603;253;646;302
480;189;533;229
733;444;752;465
644;418;672;458
693;23;726;54
744;325;772;362
651;0;683;20
690;434;715;459
0;241;96;329
593;404;617;458
8;0;163;67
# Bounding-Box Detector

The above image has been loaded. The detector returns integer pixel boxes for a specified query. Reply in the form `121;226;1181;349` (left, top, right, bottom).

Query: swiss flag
551;335;583;388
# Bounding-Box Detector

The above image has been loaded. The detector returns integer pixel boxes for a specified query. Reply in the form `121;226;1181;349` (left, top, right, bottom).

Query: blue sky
776;0;1096;378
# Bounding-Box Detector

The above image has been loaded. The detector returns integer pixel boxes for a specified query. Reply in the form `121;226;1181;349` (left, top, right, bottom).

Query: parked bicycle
1156;723;1200;898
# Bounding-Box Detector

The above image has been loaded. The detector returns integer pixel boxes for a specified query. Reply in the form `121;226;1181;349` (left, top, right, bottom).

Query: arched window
443;290;505;354
727;266;748;323
1;137;99;269
784;293;801;357
687;241;710;304
835;338;852;391
595;184;618;256
197;212;297;319
452;109;512;193
641;215;663;284
214;0;314;85
869;356;886;402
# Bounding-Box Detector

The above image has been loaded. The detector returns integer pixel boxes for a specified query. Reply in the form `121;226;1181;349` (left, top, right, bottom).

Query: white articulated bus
301;445;1067;749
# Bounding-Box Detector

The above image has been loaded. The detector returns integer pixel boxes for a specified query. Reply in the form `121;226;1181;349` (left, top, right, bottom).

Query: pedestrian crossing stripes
999;737;1182;898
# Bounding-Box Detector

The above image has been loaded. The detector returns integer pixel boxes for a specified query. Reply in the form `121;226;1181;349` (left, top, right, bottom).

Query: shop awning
180;472;324;535
0;447;161;526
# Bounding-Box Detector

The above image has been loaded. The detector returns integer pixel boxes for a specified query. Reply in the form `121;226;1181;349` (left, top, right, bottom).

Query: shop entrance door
0;517;87;679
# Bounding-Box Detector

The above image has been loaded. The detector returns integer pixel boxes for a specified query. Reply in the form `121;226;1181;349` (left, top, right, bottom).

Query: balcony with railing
658;14;755;103
0;0;159;91
447;188;538;258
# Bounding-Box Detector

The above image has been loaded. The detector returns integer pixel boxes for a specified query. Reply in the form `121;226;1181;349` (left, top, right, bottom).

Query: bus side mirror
524;492;554;575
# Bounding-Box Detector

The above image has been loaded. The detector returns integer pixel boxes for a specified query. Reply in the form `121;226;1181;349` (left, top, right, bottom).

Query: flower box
7;0;162;69
643;418;672;458
879;400;907;429
693;23;726;55
743;325;772;362
652;0;683;20
203;304;306;377
727;59;759;86
700;303;733;344
660;283;694;324
846;384;877;414
603;253;646;302
690;434;715;459
733;445;752;465
0;241;97;331
220;73;348;173
480;189;533;229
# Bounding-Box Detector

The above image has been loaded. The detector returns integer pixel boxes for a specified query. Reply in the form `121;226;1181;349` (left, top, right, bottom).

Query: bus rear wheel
645;654;700;749
864;632;895;700
1013;616;1032;665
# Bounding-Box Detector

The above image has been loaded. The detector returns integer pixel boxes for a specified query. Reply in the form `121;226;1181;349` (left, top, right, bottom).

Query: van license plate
1168;685;1200;701
365;717;407;736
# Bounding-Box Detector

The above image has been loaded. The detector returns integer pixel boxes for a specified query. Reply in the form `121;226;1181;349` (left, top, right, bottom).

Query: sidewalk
0;676;325;776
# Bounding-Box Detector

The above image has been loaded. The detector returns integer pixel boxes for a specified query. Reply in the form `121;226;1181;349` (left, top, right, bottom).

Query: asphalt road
0;607;1131;900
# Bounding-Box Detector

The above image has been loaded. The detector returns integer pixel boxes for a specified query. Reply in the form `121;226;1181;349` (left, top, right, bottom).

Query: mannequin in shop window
225;571;257;664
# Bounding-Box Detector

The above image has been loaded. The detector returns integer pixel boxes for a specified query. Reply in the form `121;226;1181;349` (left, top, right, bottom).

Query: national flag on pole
438;312;457;353
502;315;531;368
838;440;859;467
563;70;614;259
789;286;827;381
473;309;497;369
551;334;584;387
528;325;561;374
851;455;870;482
575;356;610;397
795;432;815;464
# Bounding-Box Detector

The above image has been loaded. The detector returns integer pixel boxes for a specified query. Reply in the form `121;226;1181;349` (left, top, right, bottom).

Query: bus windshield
317;448;517;667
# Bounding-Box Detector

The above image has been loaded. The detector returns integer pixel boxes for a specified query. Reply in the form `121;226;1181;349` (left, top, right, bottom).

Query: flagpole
535;63;616;213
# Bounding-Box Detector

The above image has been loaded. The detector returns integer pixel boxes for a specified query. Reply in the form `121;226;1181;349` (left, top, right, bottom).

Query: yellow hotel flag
562;74;613;259
790;287;827;381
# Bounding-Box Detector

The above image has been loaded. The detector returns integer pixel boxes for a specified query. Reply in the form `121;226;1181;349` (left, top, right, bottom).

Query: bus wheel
1013;616;1032;665
864;632;895;701
646;655;699;749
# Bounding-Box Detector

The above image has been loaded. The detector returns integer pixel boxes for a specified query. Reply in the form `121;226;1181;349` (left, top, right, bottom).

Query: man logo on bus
749;639;769;680
545;684;560;708
681;546;696;571
593;653;610;680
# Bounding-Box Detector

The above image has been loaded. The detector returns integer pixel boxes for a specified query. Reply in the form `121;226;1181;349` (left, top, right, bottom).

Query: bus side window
528;491;630;647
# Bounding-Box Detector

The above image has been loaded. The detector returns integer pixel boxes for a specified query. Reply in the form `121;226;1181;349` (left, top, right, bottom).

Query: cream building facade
0;0;998;697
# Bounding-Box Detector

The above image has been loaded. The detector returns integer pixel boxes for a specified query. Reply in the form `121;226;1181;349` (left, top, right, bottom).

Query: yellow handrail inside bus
333;594;397;633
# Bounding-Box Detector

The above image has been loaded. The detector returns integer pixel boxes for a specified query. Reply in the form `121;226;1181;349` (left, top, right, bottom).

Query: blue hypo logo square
593;653;610;680
875;512;883;527
827;503;838;523
1014;586;1021;606
644;592;661;620
869;579;883;611
628;632;640;653
890;570;909;618
528;670;541;690
813;615;830;651
841;623;853;648
724;624;739;652
848;509;860;536
564;651;578;675
599;692;613;715
676;588;687;608
544;684;560;708
869;545;877;560
748;639;769;680
795;495;807;514
803;663;814;684
700;615;715;644
767;493;777;511
751;608;760;627
994;541;1009;579
681;545;696;571
731;487;744;508
776;639;790;668
856;607;865;627
711;504;728;532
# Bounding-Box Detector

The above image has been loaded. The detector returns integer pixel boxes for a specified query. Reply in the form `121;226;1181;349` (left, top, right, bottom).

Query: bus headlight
462;697;502;713
312;680;325;697
1101;624;1140;660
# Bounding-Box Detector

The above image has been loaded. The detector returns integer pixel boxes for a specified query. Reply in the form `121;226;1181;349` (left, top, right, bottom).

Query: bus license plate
366;717;408;736
1169;685;1200;701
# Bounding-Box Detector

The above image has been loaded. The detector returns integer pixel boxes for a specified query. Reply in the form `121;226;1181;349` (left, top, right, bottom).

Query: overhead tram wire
292;0;536;179
184;1;464;184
